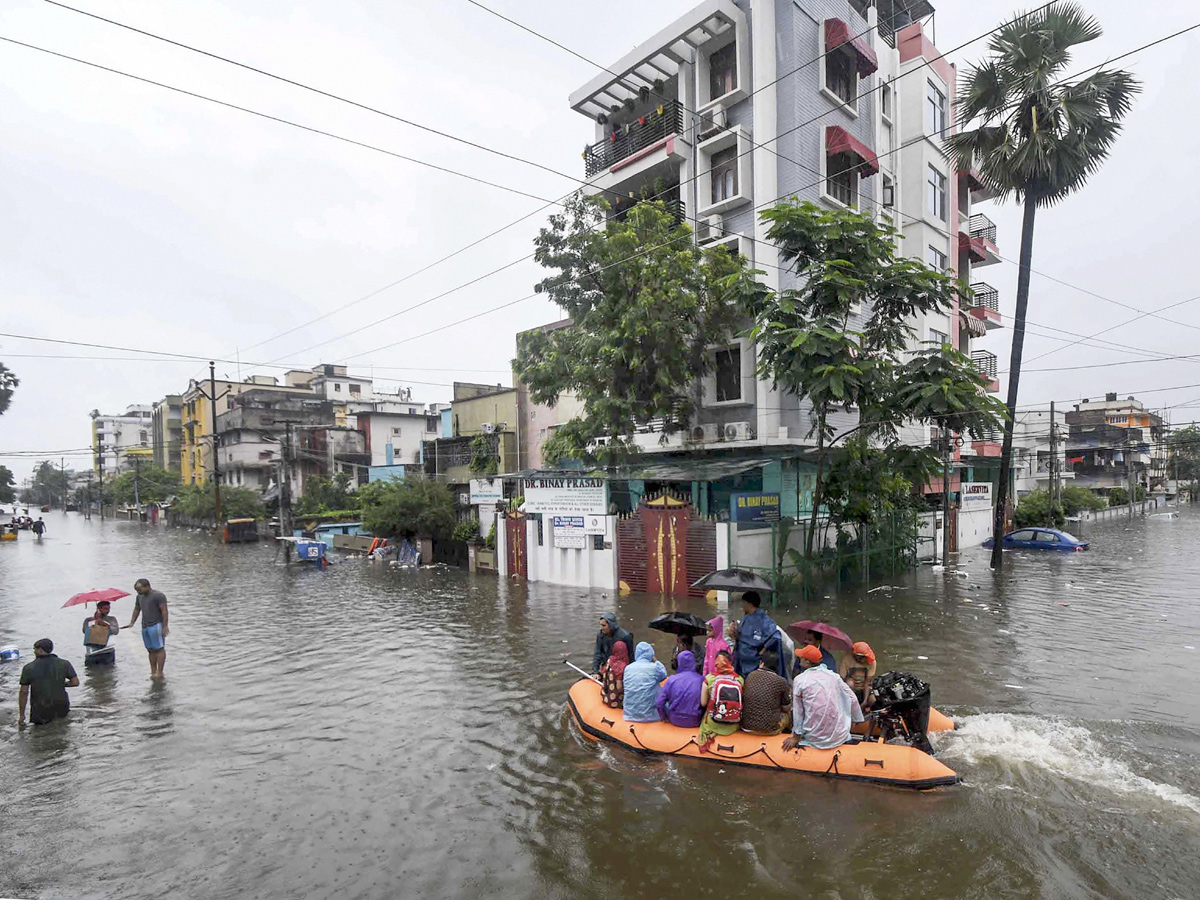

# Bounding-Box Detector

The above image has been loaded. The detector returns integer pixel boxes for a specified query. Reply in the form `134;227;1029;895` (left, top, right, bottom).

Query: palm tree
947;3;1139;569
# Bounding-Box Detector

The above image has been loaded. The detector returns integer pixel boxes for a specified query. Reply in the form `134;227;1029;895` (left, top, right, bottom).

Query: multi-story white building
90;404;154;475
1011;406;1071;499
564;0;1004;535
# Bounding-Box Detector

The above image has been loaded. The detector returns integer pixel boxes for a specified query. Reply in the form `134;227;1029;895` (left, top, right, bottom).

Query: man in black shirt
739;648;792;736
18;639;79;727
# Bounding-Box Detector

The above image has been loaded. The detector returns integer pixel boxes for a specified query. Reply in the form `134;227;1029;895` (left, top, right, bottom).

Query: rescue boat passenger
739;648;792;736
656;650;704;727
802;630;838;672
600;642;629;709
622;642;667;723
695;650;743;752
701;616;729;677
733;592;786;679
839;641;877;709
592;613;634;675
783;645;864;751
670;634;699;672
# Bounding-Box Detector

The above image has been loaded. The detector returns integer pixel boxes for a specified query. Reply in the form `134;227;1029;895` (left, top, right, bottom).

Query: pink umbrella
62;588;130;609
785;620;853;654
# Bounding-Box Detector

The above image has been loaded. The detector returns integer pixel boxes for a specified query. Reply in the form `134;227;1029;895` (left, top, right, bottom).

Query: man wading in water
127;578;169;678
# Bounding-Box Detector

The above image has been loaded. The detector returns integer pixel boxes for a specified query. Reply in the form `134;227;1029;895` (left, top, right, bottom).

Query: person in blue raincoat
732;592;786;678
622;642;667;723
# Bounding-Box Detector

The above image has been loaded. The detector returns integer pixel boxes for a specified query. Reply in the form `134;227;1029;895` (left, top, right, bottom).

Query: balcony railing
584;100;684;177
969;213;997;244
612;195;686;227
968;282;999;313
971;349;998;378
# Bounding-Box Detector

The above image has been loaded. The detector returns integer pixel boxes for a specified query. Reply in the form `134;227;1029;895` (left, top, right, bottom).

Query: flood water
1;508;1198;900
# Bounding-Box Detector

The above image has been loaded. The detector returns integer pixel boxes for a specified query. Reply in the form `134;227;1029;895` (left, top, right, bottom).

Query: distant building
90;404;154;475
1065;393;1167;494
151;395;183;472
422;382;519;483
1011;406;1071;499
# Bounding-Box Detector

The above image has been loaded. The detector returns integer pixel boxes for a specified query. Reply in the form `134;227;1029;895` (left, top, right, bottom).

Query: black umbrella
648;611;709;637
690;568;773;594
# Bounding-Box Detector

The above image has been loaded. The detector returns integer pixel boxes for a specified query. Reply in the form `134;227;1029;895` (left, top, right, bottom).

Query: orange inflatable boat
567;678;959;789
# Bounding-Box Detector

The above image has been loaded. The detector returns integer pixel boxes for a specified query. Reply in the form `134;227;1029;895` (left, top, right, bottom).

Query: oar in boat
563;659;601;684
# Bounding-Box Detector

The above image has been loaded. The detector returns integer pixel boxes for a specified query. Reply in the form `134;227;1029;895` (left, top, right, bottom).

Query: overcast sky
2;0;1199;481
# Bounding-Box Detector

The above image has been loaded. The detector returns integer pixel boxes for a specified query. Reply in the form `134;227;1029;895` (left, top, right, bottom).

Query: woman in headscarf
702;616;730;676
655;650;705;727
600;641;629;709
695;650;743;752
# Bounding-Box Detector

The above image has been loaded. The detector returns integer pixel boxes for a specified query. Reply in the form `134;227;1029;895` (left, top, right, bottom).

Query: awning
825;18;878;77
826;125;879;177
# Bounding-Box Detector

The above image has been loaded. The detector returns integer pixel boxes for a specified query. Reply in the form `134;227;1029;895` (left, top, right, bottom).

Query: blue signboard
731;493;782;530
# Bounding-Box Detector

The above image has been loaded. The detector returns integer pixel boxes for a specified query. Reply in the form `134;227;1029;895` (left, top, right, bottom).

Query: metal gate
504;513;527;579
617;495;715;597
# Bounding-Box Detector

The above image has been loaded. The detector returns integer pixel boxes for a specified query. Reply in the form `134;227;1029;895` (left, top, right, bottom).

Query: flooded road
1;509;1197;900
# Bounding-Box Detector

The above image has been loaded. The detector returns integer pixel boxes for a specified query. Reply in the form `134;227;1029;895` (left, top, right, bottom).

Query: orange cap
851;641;875;664
795;644;823;665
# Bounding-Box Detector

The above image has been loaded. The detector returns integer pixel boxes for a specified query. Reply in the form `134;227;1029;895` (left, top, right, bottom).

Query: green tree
946;4;1139;567
294;472;357;515
0;362;18;416
1015;485;1103;529
175;484;263;521
515;192;757;462
359;476;456;540
751;201;1006;556
1168;425;1200;501
468;436;499;476
31;461;69;508
0;465;15;504
109;464;181;506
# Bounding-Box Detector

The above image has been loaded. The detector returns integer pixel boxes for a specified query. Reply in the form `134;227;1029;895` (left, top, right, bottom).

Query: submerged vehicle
567;675;959;789
983;527;1089;551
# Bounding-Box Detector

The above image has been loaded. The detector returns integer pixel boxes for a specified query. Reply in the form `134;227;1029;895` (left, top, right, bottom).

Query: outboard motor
868;671;934;755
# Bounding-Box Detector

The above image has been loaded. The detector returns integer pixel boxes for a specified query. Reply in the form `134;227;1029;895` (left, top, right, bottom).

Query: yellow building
180;372;314;485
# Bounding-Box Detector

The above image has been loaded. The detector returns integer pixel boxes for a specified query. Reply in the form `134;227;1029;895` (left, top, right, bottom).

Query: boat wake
935;713;1200;814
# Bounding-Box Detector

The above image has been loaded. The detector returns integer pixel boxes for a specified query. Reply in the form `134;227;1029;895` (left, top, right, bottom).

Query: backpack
707;674;743;724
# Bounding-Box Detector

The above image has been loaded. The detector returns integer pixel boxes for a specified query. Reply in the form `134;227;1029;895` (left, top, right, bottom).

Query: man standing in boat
592;613;634;675
732;592;786;679
126;578;169;678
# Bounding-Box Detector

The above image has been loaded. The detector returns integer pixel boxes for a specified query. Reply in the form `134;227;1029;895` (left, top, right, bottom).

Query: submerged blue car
983;527;1090;551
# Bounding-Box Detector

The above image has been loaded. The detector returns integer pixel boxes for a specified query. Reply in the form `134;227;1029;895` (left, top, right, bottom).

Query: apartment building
90;404;154;475
151;395;183;472
1066;393;1167;494
563;0;1004;530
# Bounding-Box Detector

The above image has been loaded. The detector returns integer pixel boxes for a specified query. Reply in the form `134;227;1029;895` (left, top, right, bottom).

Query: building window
926;245;947;273
929;329;948;346
926;80;948;137
881;80;892;119
426;417;439;432
826;155;858;207
826;48;857;106
880;119;893;163
926;165;947;221
714;346;742;402
392;426;403;436
710;147;738;204
709;43;737;99
350;383;361;394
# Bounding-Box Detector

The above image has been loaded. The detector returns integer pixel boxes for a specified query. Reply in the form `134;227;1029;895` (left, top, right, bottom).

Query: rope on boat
824;750;841;776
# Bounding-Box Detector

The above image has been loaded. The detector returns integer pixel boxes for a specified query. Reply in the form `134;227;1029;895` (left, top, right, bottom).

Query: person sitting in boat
669;634;700;672
656;650;704;728
839;641;877;709
83;600;120;649
740;648;792;736
696;650;744;752
592;613;635;675
599;642;629;709
700;616;729;677
783;645;864;751
732;592;786;679
622;642;667;723
801;629;838;673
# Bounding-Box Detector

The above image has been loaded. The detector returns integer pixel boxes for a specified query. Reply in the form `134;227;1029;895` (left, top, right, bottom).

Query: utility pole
133;456;143;522
941;428;952;565
84;474;92;520
60;457;66;512
280;423;293;538
1127;415;1135;521
97;443;105;522
209;361;223;526
1049;402;1057;520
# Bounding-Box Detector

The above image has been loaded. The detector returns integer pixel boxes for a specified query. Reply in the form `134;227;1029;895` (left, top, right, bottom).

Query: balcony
966;214;1001;266
960;165;996;203
584;100;685;177
971;350;1000;393
966;281;1003;330
611;194;686;227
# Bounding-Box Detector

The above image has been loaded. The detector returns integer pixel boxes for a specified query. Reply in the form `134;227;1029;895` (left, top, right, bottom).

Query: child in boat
696;650;743;752
600;642;629;709
702;616;730;677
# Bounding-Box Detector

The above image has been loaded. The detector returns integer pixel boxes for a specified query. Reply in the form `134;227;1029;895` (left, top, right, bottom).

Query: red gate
505;513;527;579
617;496;716;597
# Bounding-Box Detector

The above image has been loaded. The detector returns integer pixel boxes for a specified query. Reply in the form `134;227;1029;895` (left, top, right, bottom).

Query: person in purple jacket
655;649;705;728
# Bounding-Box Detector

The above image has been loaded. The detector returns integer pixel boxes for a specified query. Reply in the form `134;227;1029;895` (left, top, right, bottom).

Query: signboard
731;493;782;530
960;482;992;508
552;515;587;549
583;514;608;535
524;476;608;516
469;478;503;505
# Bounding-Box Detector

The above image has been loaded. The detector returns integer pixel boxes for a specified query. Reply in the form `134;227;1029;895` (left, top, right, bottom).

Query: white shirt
791;663;864;749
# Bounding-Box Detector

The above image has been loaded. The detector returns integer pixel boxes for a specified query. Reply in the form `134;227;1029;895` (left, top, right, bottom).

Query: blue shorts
142;623;165;651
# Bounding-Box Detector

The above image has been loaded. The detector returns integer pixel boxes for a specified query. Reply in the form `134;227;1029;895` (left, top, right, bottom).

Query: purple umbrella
785;620;853;654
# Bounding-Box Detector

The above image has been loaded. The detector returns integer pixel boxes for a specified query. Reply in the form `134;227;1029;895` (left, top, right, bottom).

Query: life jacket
707;674;743;724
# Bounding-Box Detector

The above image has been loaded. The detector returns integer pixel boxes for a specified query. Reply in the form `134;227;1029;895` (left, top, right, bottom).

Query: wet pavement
0;508;1197;900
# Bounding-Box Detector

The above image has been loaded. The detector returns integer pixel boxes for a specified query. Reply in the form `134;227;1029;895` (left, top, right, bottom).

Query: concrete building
1010;406;1071;499
151;395;183;472
1066;393;1166;495
90;404;154;475
423;383;519;483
